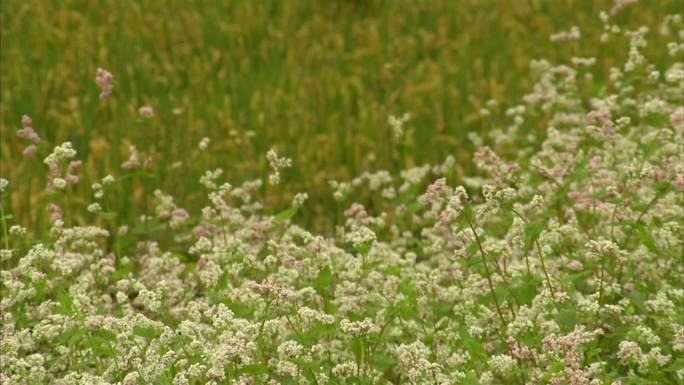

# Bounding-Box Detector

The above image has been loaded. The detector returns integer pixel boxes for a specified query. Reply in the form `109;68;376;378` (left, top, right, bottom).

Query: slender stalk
511;208;560;311
533;238;560;312
593;253;606;329
468;222;506;326
0;201;9;250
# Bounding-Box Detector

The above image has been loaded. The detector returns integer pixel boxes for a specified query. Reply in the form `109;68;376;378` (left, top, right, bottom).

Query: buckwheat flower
345;226;376;248
87;203;102;213
340;318;377;336
530;194;544;211
121;145;141;170
267;149;292;169
550;26;581;42
266;149;292;185
21;114;32;127
138;105;154;118
332;361;358;377
611;0;638;16
634;325;660;345
648;347;671;367
0;178;8;193
137;288;161;312
670;107;684;129
567;259;584;271
419;177;446;204
22;144;37;157
617;340;643;365
382;186;396;199
52;177;67;190
388;112;411;139
18;116;39;142
666;70;684;88
277;340;304;360
48;203;62;222
173;372;189;385
65;173;79;185
8;225;26;237
488;354;516;376
587;239;621;258
95;68;114;100
198;137;210;150
642;98;667;116
292;192;308;207
571;56;596;67
122;372;139;385
44;142;76;166
200;168;223;189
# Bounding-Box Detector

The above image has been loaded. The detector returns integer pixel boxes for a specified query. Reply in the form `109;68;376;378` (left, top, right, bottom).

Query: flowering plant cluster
1;7;683;385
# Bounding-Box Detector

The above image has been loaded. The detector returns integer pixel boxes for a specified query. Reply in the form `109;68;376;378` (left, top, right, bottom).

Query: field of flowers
1;1;684;384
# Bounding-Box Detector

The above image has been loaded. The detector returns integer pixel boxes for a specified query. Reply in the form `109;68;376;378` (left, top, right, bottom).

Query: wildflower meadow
1;1;683;384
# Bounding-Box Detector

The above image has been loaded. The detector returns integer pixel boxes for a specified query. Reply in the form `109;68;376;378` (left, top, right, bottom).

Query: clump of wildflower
200;169;223;190
95;68;113;100
198;137;210;150
16;115;40;157
292;192;308;207
8;225;26;237
87;203;102;213
611;0;638;16
419;177;447;204
277;340;304;360
138;105;154;118
550;26;581;42
121;145;141;170
266;149;292;185
388;112;411;139
345;226;376;249
488;354;516;376
340;318;377;336
43;142;80;192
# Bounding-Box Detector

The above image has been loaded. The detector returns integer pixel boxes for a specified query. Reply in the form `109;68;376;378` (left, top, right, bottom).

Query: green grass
1;0;680;234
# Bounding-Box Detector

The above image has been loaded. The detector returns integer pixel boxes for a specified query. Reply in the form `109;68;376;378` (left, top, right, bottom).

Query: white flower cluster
1;6;683;385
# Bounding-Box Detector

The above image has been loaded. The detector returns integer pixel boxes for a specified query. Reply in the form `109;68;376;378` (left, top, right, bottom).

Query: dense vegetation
1;1;683;384
1;0;681;231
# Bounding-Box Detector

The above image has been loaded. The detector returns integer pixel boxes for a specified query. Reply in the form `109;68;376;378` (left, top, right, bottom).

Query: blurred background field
1;0;680;234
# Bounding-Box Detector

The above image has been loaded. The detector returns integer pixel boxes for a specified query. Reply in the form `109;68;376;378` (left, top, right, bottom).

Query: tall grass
1;0;681;234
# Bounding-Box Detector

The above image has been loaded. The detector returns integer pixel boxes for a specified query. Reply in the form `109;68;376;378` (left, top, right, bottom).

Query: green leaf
524;220;545;250
314;266;332;295
637;226;658;253
627;291;646;313
459;373;481;385
554;308;577;331
55;325;86;344
91;328;117;341
133;326;161;339
511;275;540;304
54;289;75;315
274;206;298;224
460;329;486;360
460;203;473;225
